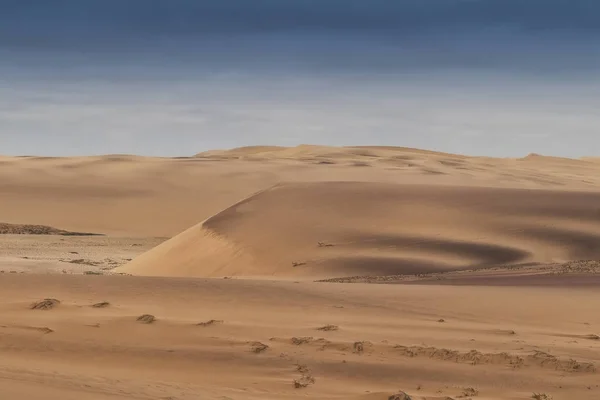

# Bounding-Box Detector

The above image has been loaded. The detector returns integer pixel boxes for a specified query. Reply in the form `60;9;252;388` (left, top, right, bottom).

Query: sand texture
1;145;600;399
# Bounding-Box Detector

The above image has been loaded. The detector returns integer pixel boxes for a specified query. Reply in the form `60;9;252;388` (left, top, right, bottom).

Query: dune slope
117;182;600;279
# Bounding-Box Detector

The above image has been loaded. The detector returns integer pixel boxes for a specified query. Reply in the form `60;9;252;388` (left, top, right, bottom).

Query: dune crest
117;182;600;279
195;144;464;161
118;222;255;277
3;145;600;237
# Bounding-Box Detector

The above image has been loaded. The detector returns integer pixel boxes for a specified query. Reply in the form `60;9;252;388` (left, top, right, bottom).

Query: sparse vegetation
292;261;307;267
350;161;371;167
295;364;310;374
317;241;334;247
91;301;110;308
67;259;102;266
30;298;60;310
390;344;596;372
293;376;315;389
532;393;552;400
388;392;412;400
250;342;269;353
84;270;103;275
291;337;313;345
314;159;335;165
317;324;339;331
136;314;156;324
460;387;479;397
353;341;366;354
293;364;315;389
197;319;223;327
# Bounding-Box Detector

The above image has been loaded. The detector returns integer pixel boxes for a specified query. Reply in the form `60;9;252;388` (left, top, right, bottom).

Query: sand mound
117;182;600;279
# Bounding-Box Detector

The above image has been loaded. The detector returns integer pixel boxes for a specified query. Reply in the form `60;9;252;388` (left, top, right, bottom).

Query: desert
0;145;599;399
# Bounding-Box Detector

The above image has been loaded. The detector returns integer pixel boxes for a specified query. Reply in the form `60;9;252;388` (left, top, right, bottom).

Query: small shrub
197;319;223;327
317;324;339;331
250;342;269;353
136;314;156;324
31;299;60;310
460;387;479;397
388;392;412;400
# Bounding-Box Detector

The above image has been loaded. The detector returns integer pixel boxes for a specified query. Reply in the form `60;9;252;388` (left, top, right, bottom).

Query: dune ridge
117;186;280;277
117;181;600;279
196;144;595;163
3;145;600;237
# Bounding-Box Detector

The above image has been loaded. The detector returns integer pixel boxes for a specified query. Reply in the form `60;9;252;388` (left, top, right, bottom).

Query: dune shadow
341;233;531;268
520;227;600;259
409;185;600;222
321;256;456;276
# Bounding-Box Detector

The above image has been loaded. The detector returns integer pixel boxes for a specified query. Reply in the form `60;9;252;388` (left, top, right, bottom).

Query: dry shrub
136;314;156;324
31;299;60;310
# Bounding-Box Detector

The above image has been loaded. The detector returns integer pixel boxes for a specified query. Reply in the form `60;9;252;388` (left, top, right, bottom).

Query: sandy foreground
1;145;600;400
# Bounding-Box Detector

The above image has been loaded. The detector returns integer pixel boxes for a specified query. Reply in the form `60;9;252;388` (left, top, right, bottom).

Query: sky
1;0;599;157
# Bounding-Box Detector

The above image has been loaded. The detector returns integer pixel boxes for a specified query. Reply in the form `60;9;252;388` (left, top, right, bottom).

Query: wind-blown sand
1;145;600;399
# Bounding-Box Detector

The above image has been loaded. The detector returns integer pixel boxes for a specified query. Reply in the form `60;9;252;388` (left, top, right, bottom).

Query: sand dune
118;182;600;279
195;144;471;160
2;145;600;237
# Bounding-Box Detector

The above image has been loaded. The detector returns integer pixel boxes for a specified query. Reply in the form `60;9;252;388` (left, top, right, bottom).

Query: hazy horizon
1;0;599;158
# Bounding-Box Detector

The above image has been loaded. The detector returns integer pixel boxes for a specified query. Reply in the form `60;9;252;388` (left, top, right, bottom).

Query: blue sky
1;0;599;157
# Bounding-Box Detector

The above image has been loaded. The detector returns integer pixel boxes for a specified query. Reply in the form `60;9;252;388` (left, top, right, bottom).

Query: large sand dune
3;145;600;237
118;181;600;279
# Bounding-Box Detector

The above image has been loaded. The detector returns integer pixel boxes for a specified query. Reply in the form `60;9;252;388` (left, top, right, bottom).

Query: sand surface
1;145;600;399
